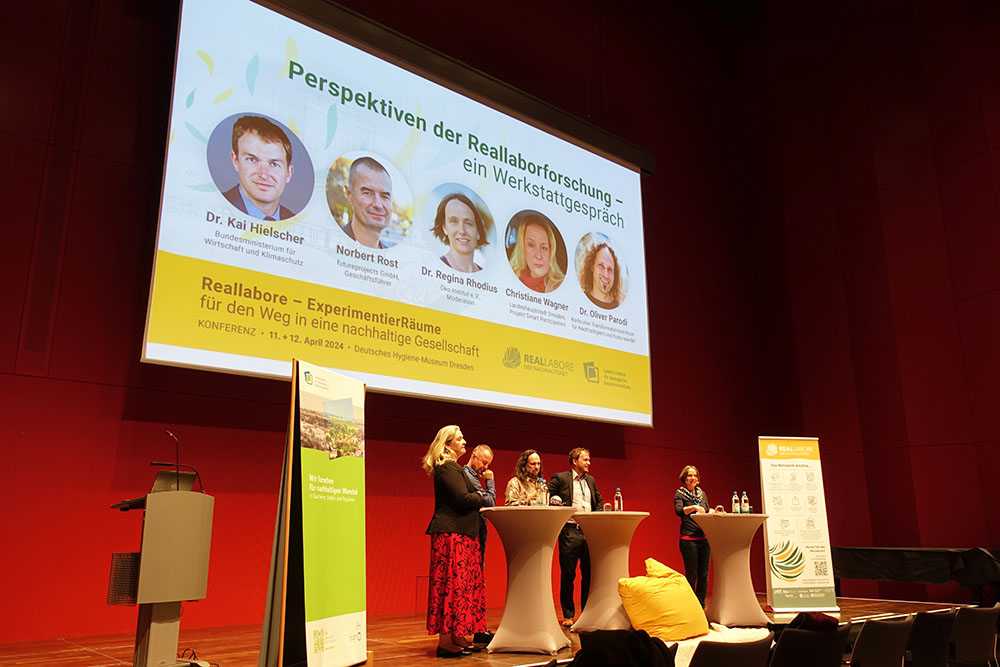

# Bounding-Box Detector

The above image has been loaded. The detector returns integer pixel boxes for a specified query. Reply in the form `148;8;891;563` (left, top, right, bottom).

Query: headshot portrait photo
576;232;628;309
207;113;313;221
505;210;567;293
428;184;493;273
326;153;413;250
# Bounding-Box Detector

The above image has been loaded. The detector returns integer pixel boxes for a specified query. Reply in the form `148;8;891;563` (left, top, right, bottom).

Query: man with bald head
342;156;393;248
463;443;496;645
462;444;495;556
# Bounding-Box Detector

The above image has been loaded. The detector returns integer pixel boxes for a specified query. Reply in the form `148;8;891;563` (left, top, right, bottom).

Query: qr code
814;560;828;577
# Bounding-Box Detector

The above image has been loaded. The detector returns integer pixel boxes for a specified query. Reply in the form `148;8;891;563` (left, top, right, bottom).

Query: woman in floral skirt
422;425;486;657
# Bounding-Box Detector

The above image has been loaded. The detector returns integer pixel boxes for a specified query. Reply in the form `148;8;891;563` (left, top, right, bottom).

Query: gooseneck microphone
165;429;180;490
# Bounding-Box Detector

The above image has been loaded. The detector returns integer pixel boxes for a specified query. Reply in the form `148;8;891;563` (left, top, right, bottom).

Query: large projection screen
143;0;652;425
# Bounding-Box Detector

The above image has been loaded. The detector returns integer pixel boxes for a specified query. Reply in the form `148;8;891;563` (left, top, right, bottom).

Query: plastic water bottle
536;478;548;505
741;491;749;514
613;487;623;511
732;491;739;513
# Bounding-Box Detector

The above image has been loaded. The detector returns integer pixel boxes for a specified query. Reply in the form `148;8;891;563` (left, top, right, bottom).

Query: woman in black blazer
422;425;485;657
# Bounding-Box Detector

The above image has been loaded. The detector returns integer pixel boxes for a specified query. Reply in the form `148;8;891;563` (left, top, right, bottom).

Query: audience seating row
682;603;998;667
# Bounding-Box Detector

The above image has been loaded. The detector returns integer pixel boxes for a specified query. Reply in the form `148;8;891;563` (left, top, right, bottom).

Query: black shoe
436;646;470;658
473;631;494;644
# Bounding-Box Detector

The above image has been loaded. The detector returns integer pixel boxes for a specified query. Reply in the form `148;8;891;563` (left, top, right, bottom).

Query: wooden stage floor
0;596;978;666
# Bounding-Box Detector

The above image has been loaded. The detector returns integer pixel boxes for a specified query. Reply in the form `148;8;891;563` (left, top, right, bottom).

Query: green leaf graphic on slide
246;53;259;95
188;182;221;192
196;50;213;75
325;103;337;149
185;122;208;144
769;540;806;581
425;121;479;170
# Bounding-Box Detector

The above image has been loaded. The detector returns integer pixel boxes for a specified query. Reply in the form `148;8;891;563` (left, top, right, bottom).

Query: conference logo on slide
501;346;576;376
769;540;806;581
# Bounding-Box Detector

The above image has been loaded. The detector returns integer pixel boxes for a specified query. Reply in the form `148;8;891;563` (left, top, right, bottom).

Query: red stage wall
1;0;996;643
738;0;1000;600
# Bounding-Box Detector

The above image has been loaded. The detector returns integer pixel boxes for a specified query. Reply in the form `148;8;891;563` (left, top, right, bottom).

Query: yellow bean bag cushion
618;558;709;641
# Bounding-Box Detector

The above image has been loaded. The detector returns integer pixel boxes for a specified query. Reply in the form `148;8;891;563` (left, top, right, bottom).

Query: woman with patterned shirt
674;464;714;606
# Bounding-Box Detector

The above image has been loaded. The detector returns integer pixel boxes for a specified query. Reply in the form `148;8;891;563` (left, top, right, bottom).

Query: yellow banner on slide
147;252;650;414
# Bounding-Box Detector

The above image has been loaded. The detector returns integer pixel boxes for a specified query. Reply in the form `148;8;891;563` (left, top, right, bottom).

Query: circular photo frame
426;183;494;273
326;153;413;250
575;232;628;309
504;210;567;293
207;113;313;220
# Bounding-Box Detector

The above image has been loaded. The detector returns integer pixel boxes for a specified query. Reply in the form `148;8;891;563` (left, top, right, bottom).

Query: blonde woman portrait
507;211;566;293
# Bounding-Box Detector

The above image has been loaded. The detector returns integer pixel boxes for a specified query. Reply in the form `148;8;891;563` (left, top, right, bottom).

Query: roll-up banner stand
260;359;368;667
758;436;839;613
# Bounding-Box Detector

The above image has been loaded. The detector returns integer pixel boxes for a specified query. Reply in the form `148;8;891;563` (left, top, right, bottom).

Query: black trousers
679;537;711;606
558;523;591;618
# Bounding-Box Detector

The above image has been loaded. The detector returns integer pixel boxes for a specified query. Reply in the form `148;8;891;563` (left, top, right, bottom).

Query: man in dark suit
548;447;602;627
224;115;296;221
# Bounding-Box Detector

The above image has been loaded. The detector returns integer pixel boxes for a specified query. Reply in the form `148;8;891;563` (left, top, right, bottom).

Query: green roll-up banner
260;360;367;667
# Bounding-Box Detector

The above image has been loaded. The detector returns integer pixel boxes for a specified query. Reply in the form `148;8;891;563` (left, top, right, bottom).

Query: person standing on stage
548;448;603;627
461;443;496;646
462;444;495;555
674;464;713;607
504;449;547;506
422;425;486;657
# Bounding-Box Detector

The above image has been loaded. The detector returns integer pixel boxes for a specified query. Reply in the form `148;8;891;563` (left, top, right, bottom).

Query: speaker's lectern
109;470;214;667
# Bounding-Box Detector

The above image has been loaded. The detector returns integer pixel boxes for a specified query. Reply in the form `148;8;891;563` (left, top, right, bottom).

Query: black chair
848;615;913;667
906;608;956;667
567;629;676;666
950;604;1000;667
769;622;852;667
687;631;773;667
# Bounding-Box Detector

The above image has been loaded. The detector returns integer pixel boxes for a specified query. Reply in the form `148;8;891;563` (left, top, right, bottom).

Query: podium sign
260;360;367;667
758;436;839;612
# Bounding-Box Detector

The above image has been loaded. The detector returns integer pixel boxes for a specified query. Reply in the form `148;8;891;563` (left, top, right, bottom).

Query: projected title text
287;60;624;228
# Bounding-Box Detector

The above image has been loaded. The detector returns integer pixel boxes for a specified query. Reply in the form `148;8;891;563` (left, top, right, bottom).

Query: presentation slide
143;0;652;425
